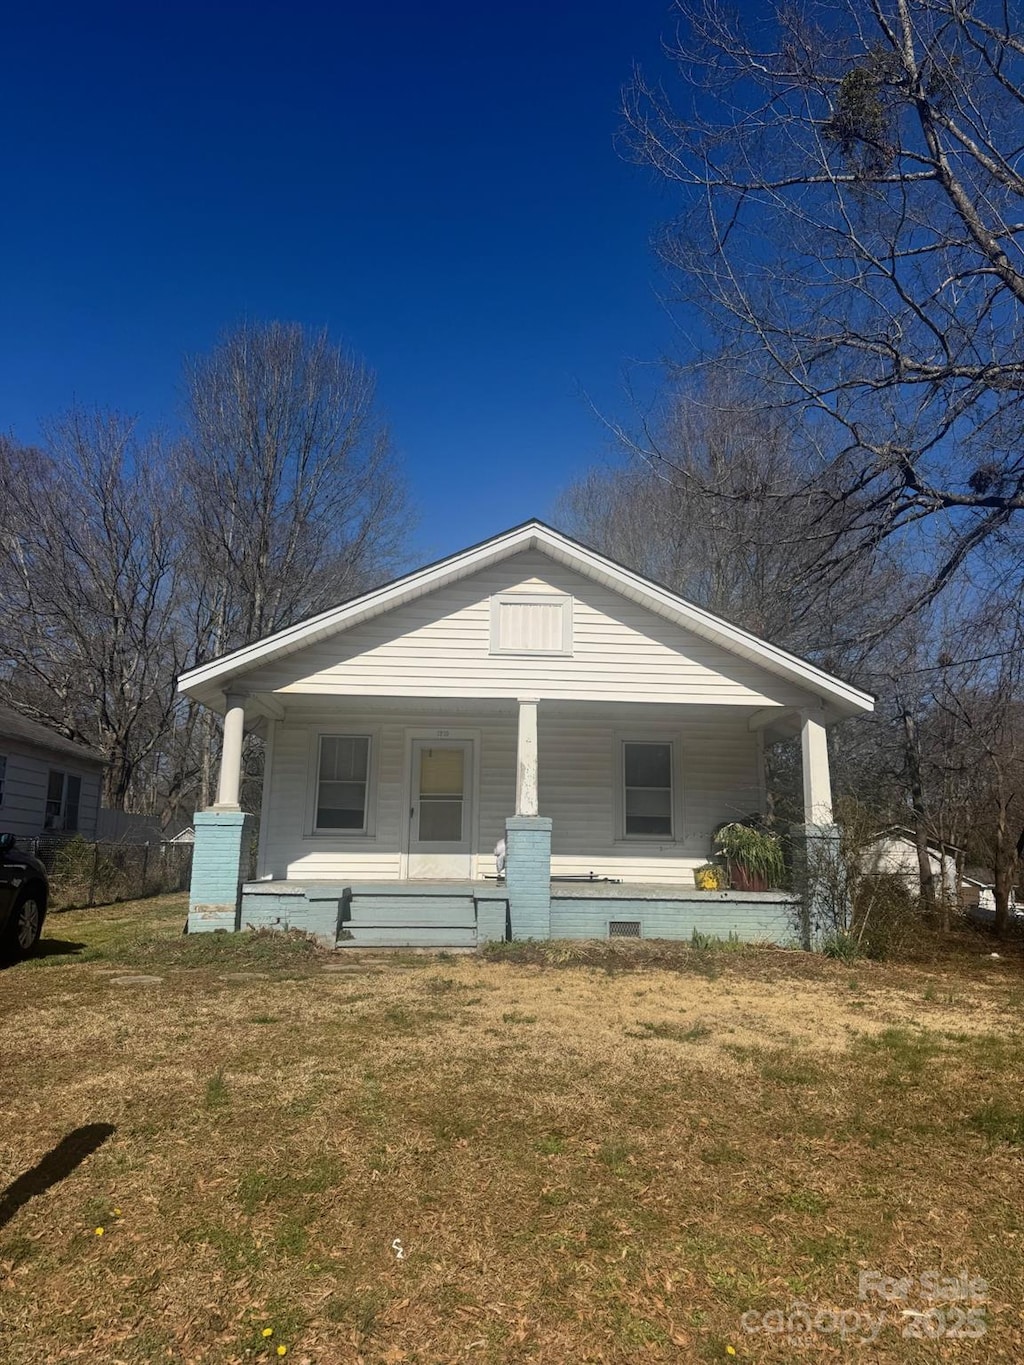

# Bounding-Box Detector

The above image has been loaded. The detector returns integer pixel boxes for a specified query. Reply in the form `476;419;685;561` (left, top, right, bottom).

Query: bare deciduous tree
0;416;186;810
626;0;1024;610
179;321;411;807
0;322;413;822
558;380;902;660
182;321;410;655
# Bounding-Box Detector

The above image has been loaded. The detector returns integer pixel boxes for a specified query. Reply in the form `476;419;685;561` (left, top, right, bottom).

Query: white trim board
177;520;875;720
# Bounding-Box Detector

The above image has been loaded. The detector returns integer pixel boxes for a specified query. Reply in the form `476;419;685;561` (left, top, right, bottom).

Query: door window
417;747;465;842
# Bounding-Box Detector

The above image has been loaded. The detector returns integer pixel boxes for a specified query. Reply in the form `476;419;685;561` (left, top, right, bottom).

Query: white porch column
215;691;247;810
515;697;539;817
800;708;833;826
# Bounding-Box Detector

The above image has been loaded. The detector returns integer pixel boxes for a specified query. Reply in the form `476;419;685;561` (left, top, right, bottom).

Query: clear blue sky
2;2;684;558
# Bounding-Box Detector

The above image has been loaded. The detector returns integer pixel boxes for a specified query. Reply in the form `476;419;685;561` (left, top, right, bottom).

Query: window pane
45;770;64;829
419;748;464;796
626;788;672;819
316;738;370;830
625;811;673;836
64;775;81;832
624;743;671;788
625;787;672;836
418;797;463;842
320;736;368;782
317;779;366;830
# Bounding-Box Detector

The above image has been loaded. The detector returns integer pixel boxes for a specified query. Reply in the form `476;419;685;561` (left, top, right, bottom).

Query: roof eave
177;520;874;719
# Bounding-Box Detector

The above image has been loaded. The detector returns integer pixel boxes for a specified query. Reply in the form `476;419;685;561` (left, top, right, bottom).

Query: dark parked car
0;832;49;960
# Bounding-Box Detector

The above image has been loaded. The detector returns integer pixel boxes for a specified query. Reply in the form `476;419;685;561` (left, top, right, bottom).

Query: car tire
4;892;44;961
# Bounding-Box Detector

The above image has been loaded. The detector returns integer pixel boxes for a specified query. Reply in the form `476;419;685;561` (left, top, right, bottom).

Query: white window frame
44;769;82;833
307;732;378;838
615;736;680;843
489;592;573;656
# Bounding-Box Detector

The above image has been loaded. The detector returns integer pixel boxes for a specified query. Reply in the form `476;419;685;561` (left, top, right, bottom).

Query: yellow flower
262;1328;274;1338
726;1349;736;1357
113;1207;122;1217
276;1348;288;1358
94;1227;104;1236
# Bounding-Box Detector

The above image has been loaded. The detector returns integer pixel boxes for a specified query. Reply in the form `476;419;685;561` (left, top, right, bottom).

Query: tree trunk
992;800;1014;938
902;709;937;915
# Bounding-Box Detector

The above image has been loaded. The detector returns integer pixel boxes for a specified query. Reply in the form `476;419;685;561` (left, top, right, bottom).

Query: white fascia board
177;523;542;701
531;528;874;717
178;519;875;720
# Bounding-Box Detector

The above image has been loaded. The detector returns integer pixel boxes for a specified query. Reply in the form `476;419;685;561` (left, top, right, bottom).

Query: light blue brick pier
188;810;255;933
792;822;848;950
505;815;552;939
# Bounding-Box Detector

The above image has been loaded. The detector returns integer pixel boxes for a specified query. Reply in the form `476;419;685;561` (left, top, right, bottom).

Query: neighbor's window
44;770;82;832
0;755;5;806
622;742;673;838
490;593;572;655
315;736;371;832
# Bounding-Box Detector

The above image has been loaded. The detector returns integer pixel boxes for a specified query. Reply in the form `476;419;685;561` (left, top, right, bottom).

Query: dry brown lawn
1;896;1023;1363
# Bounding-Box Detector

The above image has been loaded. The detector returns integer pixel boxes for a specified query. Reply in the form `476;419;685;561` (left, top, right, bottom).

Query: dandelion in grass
726;1348;736;1357
113;1207;122;1217
277;1347;288;1357
262;1328;274;1338
94;1227;104;1236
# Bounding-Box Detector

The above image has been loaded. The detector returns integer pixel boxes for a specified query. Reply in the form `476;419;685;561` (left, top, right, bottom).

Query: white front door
407;739;475;879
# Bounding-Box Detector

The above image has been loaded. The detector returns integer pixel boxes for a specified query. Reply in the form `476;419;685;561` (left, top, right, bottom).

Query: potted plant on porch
693;862;728;891
713;819;785;892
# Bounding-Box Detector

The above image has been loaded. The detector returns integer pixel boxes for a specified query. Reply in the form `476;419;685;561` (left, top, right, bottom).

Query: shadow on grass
0;939;89;970
34;938;89;960
0;1123;115;1230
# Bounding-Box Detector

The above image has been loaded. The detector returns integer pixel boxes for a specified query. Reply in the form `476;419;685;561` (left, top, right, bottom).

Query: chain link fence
24;834;194;911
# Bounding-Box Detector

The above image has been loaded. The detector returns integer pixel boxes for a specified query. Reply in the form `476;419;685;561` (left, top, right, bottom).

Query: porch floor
243;878;795;901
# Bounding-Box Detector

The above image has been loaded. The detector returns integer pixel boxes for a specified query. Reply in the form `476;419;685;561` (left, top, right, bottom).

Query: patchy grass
0;896;1022;1361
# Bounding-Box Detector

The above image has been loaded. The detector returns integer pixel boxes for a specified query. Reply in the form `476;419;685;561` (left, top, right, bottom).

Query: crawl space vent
608;920;642;939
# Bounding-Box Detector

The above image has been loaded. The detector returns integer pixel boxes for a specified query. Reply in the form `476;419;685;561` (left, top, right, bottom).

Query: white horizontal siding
243;550;806;708
259;707;762;885
542;712;762;881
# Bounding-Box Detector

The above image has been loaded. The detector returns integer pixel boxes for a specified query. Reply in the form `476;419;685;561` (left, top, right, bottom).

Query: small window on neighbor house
622;742;673;838
44;770;82;833
490;593;572;655
315;736;370;832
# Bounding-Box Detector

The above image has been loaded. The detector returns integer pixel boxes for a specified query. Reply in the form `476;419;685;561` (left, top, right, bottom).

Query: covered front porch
183;688;833;947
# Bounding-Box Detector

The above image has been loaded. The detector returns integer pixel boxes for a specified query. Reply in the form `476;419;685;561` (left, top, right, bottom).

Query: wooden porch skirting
239;880;799;949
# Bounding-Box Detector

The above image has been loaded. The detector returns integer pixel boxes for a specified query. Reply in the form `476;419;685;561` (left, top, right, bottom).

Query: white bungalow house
178;521;873;947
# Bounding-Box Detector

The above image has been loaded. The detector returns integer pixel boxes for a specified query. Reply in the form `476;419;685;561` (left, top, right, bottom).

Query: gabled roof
0;703;107;767
177;519;875;718
873;826;965;856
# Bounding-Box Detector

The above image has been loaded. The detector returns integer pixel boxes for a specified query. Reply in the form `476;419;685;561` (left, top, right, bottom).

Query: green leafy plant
713;821;785;889
821;931;861;963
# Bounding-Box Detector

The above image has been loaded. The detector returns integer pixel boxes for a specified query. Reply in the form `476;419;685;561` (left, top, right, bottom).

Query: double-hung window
45;770;82;832
315;736;371;833
622;741;674;838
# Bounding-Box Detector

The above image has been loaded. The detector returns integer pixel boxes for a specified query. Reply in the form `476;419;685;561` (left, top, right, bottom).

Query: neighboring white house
178;520;875;946
861;827;962;902
0;705;105;839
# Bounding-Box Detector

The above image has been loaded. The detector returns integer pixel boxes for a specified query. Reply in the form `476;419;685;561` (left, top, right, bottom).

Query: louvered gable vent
489;593;572;655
